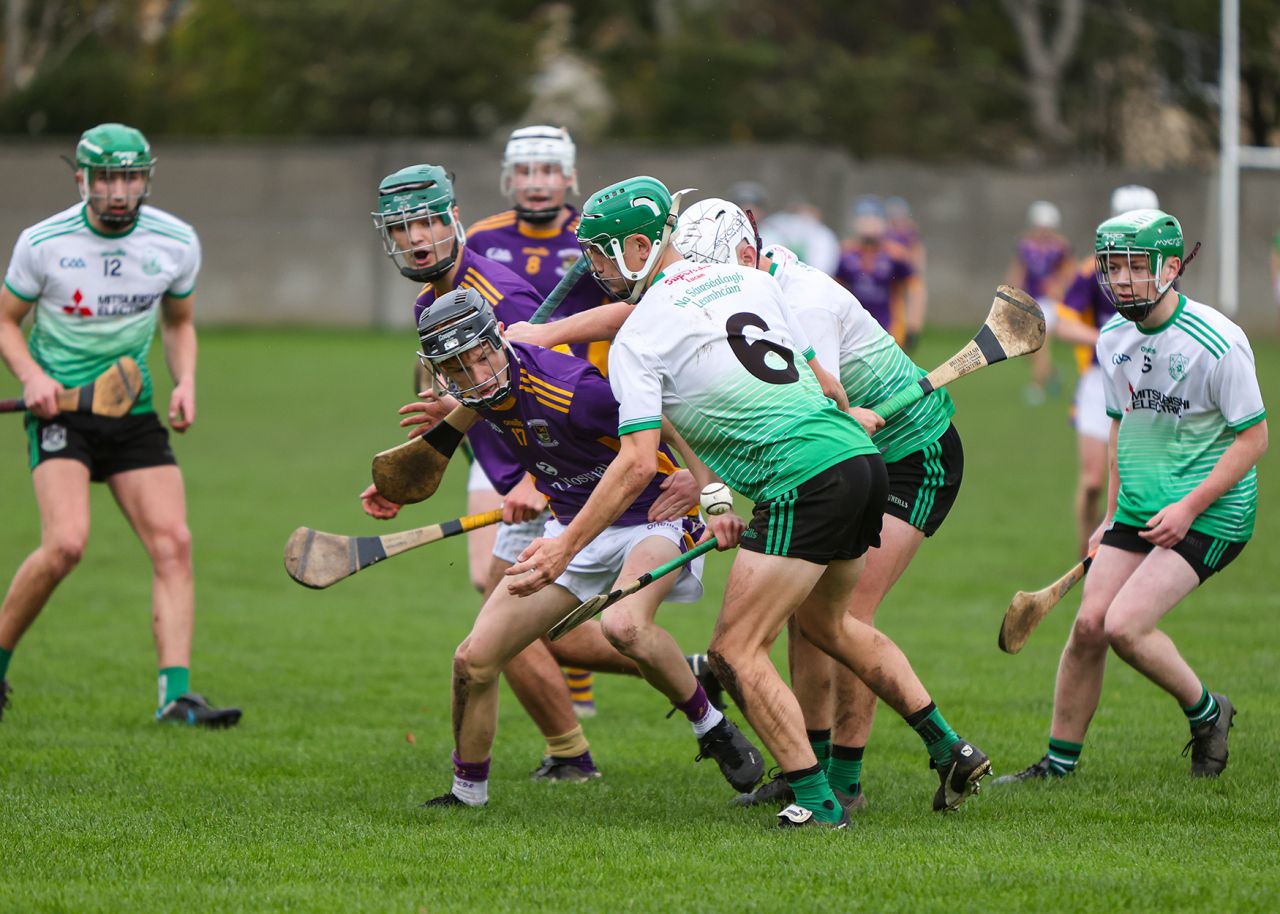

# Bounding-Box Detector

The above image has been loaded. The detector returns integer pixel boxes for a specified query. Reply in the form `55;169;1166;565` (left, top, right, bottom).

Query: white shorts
467;458;494;493
543;516;706;604
1041;299;1060;335
1072;365;1110;443
493;510;552;564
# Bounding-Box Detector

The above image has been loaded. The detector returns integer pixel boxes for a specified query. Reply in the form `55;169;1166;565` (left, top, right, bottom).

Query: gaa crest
1169;353;1188;382
528;419;558;448
41;424;67;453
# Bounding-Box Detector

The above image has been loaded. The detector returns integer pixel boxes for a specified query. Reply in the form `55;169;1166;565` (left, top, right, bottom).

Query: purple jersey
1062;260;1116;370
834;243;914;333
476;342;688;527
468;206;612;375
414;247;542;494
1015;233;1071;299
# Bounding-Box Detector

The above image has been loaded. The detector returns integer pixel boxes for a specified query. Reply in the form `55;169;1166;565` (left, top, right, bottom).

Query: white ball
699;482;733;516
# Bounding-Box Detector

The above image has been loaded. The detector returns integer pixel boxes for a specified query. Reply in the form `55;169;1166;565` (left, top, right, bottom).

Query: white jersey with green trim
608;256;878;503
4;203;201;413
765;244;954;463
1097;295;1265;542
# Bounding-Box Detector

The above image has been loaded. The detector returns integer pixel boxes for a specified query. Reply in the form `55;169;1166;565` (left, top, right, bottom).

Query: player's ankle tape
546;724;589;758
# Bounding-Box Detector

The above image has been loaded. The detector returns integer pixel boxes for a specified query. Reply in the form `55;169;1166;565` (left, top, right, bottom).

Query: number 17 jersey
609;258;878;503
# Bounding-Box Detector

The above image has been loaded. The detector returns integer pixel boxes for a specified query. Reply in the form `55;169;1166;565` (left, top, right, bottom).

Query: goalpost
1218;0;1280;318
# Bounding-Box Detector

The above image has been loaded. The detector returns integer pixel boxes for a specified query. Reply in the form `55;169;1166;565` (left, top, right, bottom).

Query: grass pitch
1;328;1277;913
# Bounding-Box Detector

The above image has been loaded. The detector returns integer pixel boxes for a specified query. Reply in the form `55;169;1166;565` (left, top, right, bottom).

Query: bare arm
0;286;61;417
160;292;198;431
1053;312;1100;348
902;274;925;339
505;301;633;348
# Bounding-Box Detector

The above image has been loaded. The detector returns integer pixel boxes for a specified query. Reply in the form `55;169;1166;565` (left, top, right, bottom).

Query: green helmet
577;176;679;303
1095;208;1184;321
372;164;465;282
75;123;155;229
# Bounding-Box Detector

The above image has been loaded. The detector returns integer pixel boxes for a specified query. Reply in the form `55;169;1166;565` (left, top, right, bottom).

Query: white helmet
1109;184;1159;217
500;126;577;192
673;197;758;266
1028;200;1061;230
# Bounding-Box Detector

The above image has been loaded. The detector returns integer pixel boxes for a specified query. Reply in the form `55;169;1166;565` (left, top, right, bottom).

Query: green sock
1046;737;1082;775
158;667;190;709
0;646;12;681
906;702;960;769
1182;687;1220;730
827;744;864;796
807;728;833;774
784;765;842;823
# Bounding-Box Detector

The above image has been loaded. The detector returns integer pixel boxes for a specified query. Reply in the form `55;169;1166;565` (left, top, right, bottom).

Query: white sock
451;774;489;806
691;705;725;738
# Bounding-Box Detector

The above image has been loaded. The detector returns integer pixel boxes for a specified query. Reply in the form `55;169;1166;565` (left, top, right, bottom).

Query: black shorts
740;454;888;564
25;411;176;482
884;423;964;537
1101;522;1246;584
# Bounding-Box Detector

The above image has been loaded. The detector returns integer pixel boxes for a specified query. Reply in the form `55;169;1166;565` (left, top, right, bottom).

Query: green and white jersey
1097;295;1265;542
765;244;954;463
4;203;201;413
608;256;878;503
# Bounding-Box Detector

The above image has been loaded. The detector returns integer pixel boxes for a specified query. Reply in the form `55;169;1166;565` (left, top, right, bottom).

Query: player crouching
413;288;763;807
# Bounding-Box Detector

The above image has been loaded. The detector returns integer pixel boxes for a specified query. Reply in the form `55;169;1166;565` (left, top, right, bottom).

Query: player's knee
1068;610;1108;652
453;638;500;687
1102;615;1142;658
600;608;643;655
42;532;86;576
150;524;193;571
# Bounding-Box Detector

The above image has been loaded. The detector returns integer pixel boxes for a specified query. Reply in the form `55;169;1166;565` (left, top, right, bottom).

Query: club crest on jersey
142;250;163;276
41;424;67;453
1169;353;1188;382
528;419;558;448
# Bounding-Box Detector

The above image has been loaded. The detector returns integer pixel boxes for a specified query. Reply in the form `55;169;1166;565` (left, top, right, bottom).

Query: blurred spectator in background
1271;229;1280;329
726;182;840;276
885;196;926;272
1007;200;1073;405
835;195;924;352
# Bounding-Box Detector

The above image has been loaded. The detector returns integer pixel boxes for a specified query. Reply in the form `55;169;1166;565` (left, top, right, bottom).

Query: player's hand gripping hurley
547;536;720;641
370;258;589;505
998;552;1094;654
284;508;504;589
0;356;142;418
871;285;1044;418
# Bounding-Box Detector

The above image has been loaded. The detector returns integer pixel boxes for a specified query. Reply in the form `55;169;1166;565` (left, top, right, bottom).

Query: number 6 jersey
609;257;878;502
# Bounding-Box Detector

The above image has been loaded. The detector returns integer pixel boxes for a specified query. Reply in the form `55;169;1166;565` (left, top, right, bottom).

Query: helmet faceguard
673;197;759;266
500;125;578;224
1095;209;1184;322
75;123;155;230
417;287;515;408
576;176;692;304
373;165;465;282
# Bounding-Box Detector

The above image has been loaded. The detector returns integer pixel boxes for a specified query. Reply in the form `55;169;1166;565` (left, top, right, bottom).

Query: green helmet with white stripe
75;123;155;229
1095;209;1184;322
577;175;688;303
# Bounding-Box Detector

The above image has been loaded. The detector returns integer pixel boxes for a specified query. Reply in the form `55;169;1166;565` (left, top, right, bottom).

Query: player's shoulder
1097;312;1130;343
516;342;601;393
462;248;535;293
1176;298;1247;358
21;203;87;248
135;205;197;244
466;209;517;237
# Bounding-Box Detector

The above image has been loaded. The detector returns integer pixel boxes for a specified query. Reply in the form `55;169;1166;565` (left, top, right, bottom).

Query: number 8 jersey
609;257;878;502
4;202;201;414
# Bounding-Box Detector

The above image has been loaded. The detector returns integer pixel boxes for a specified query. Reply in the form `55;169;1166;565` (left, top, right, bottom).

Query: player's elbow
620;452;658;493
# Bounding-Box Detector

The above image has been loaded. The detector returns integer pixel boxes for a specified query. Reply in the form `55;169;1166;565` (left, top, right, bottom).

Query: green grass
1;328;1277;913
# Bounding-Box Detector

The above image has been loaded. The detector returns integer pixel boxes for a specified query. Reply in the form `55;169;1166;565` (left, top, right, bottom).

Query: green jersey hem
802;346;815;360
619;417;663;436
1106;408;1122;420
166;285;196;299
1230;410;1266;433
3;278;37;302
758;444;876;502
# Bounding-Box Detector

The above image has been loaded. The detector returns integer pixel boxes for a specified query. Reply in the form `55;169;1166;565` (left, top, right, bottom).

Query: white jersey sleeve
1210;337;1266;431
4;230;43;302
167;231;202;298
1097;325;1125;419
793;306;841;376
607;332;666;436
779;293;816;361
